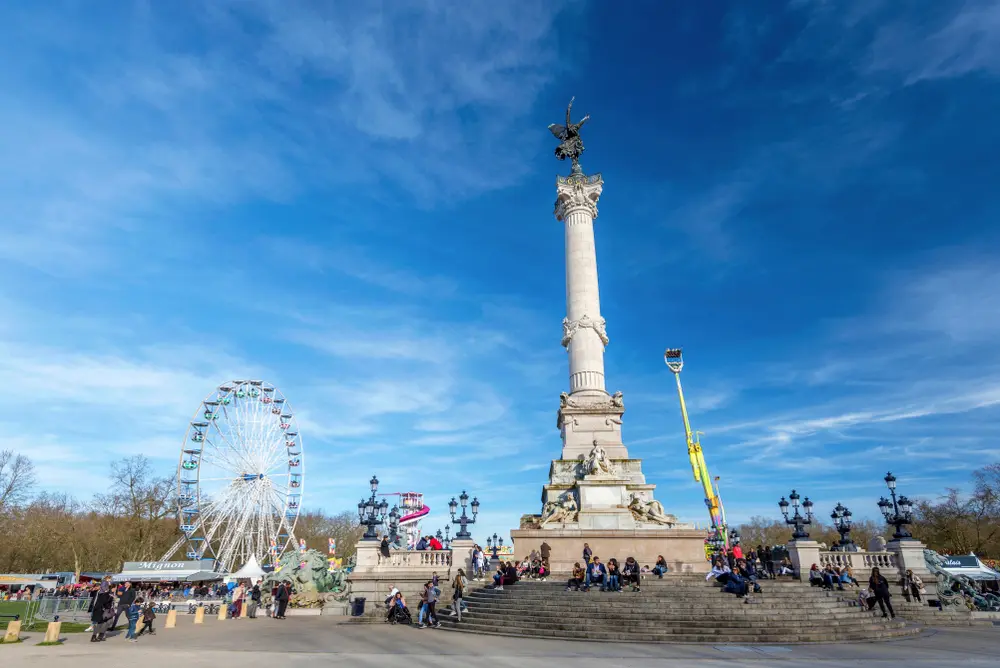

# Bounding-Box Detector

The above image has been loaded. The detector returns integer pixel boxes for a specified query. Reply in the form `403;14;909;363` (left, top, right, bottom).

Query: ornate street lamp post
357;474;389;541
830;502;857;551
448;490;479;540
878;471;914;541
729;528;741;549
486;533;504;559
778;489;814;541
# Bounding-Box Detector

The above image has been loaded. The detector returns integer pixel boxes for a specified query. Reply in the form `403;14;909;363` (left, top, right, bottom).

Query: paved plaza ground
1;616;997;667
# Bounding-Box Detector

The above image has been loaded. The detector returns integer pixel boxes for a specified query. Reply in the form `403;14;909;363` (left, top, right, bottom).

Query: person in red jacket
429;536;443;550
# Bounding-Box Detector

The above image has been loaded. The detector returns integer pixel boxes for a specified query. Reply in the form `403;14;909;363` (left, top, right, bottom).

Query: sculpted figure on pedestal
628;494;676;527
586;442;613;476
548;97;590;173
611;391;624;408
540;493;579;527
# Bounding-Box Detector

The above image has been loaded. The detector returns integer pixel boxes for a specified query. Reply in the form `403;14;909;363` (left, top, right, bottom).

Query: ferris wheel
159;380;304;572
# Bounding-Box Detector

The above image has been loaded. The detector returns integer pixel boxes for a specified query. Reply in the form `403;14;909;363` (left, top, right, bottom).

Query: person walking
450;568;468;622
274;582;289;619
248;582;261;619
90;580;114;642
136;599;156;637
868;567;896;619
124;596;142;642
110;581;136;631
904;569;924;603
231;582;245;618
582;543;593;588
424;580;441;628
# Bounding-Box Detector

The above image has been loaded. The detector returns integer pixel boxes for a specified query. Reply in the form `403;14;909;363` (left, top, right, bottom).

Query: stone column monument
509;100;708;573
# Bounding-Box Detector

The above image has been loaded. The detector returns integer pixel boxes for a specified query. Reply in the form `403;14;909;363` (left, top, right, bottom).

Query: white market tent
230;554;265;581
940;554;1000;581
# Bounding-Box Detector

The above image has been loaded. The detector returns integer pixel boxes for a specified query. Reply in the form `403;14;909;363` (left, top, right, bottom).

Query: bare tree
294;509;364;559
92;455;178;567
0;449;36;513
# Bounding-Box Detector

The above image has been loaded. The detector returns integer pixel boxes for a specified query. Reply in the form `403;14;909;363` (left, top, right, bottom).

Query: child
125;597;143;642
137;599;156;636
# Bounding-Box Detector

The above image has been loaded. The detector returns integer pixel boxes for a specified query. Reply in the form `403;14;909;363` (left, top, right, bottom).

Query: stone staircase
437;574;921;643
833;588;976;627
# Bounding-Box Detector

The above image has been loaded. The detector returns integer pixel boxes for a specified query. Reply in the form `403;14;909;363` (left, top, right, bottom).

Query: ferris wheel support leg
160;535;189;563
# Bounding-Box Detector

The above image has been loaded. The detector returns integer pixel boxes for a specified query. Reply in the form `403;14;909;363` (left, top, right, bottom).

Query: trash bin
351;597;366;617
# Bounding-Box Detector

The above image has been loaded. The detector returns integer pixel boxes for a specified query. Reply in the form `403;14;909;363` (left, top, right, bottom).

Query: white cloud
869;2;1000;84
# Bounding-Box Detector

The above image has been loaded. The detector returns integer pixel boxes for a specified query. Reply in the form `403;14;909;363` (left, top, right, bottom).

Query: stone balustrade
377;549;453;569
818;550;897;573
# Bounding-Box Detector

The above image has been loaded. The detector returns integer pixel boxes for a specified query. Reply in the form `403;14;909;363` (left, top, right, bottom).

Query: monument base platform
511;527;709;574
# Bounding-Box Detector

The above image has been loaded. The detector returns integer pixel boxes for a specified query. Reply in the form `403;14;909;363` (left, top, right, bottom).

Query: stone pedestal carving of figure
586;442;612;476
628;494;675;526
540;494;579;526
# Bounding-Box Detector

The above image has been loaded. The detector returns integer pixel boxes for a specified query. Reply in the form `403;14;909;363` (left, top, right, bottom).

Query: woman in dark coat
90;580;114;642
275;582;289;619
868;567;896;619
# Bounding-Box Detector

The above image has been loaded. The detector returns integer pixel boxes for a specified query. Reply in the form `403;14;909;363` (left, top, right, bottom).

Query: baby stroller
387;602;412;625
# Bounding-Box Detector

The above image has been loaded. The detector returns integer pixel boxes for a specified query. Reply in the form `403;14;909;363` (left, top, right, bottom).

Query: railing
33;596;92;623
818;550;897;572
377;549;452;569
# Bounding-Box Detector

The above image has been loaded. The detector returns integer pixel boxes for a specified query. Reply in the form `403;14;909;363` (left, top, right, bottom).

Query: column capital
555;172;603;221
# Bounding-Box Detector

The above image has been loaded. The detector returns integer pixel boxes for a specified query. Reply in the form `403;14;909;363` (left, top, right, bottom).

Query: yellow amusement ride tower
664;348;728;552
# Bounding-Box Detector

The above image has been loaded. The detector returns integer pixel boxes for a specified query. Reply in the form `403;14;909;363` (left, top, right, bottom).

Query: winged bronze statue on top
548;97;590;174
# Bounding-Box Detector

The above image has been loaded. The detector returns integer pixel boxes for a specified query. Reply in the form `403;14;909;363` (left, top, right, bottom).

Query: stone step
451;611;900;629
460;604;883;620
448;571;929;643
435;619;920;643
467;589;864;602
463;598;861;614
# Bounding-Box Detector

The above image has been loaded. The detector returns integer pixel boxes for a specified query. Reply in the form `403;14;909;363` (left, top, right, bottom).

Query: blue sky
1;1;999;547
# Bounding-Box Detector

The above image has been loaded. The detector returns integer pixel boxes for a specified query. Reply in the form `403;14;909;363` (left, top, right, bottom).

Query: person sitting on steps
706;557;731;584
585;556;607;591
622;556;641;592
652;555;669;579
823;564;844;591
839;565;860;588
808;564;826;588
566;562;586;591
607;558;622;592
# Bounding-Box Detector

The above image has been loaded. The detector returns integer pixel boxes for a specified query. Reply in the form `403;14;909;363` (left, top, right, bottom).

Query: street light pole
830;502;857;551
778;489;814;541
878;472;914;541
358;475;389;541
449;490;479;539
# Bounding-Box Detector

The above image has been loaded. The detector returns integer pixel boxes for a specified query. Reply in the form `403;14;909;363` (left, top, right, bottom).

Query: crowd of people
384;568;470;628
76;576;295;642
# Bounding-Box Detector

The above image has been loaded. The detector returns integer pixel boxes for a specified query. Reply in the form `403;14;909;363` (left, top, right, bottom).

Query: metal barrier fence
33;597;93;623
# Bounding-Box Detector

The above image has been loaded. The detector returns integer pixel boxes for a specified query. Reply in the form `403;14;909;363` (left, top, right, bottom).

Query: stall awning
940;554;1000;581
112;560;222;583
0;575;47;587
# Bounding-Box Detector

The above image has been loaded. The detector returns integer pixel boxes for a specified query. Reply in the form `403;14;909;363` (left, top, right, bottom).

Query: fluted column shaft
555;174;606;396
